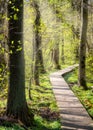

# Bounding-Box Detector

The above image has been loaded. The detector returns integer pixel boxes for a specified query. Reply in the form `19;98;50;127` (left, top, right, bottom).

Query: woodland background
0;0;93;129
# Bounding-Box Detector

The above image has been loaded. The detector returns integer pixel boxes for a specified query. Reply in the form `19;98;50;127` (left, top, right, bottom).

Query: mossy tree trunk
33;1;45;85
53;7;61;70
0;0;7;87
53;44;61;69
71;25;80;62
6;0;34;126
79;0;88;90
61;39;65;64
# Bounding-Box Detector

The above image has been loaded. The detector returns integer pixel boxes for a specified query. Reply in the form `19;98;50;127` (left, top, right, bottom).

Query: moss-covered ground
63;69;93;119
0;73;61;130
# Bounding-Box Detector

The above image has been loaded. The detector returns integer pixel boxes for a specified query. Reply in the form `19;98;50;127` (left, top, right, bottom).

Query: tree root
0;116;29;130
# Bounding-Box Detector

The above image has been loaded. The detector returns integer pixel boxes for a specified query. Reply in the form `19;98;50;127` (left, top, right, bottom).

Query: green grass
0;124;25;130
0;73;61;130
31;115;61;130
28;73;61;130
63;69;78;84
72;85;93;118
63;68;93;119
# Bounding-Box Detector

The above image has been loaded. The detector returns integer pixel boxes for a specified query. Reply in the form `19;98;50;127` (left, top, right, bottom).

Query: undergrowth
63;68;93;119
0;73;61;130
28;73;61;130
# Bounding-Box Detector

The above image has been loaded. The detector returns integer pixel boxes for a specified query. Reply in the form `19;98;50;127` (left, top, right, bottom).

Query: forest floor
1;0;93;130
50;65;93;130
0;73;61;130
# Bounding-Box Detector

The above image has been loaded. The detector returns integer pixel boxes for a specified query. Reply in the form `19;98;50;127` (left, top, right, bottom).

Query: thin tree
0;0;7;87
53;6;61;69
79;0;88;90
53;44;61;69
61;39;65;64
6;0;34;125
71;25;79;62
33;0;46;85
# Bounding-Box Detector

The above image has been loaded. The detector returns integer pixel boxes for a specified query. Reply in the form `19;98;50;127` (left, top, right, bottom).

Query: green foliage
0;64;8;89
0;124;25;130
63;69;78;83
86;54;93;85
31;115;61;130
28;73;59;111
64;69;93;118
72;85;93;118
27;73;61;129
0;73;61;130
48;0;79;65
2;0;93;129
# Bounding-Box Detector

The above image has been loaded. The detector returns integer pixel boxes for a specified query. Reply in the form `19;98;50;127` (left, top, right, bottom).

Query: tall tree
53;6;61;69
0;0;7;87
61;39;65;64
6;0;33;125
53;45;61;69
71;25;79;62
78;0;88;89
33;0;46;85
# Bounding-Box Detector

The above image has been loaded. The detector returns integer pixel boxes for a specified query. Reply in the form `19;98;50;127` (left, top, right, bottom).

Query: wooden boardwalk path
50;65;93;130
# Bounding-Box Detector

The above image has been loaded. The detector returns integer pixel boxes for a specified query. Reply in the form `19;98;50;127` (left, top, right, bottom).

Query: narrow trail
50;65;93;130
39;3;93;129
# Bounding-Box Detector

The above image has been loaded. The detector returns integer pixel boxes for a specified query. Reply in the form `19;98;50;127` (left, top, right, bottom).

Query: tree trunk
0;0;7;87
53;44;61;69
33;1;45;85
79;0;88;90
71;25;79;62
61;40;65;64
54;4;61;70
6;0;34;126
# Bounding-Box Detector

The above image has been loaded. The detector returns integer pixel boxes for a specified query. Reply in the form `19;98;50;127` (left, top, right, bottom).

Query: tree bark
0;0;7;87
61;40;65;64
79;0;88;90
33;1;46;85
6;0;34;126
53;44;61;69
71;25;79;62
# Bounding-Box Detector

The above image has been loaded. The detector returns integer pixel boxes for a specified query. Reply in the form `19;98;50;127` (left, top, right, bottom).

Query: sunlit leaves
16;46;22;52
13;13;18;20
11;5;19;12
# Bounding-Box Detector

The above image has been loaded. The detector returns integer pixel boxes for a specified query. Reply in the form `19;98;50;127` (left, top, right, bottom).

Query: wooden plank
50;65;93;130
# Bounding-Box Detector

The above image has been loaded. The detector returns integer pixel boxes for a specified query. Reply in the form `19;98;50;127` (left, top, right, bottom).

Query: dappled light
0;0;93;129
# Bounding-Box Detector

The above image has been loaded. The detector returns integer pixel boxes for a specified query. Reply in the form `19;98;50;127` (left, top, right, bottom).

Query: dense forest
0;0;93;129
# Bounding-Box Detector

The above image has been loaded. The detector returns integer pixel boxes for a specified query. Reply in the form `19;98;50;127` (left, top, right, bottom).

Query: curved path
50;65;93;130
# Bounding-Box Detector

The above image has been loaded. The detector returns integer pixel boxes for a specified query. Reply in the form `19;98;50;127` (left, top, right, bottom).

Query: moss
64;69;93;118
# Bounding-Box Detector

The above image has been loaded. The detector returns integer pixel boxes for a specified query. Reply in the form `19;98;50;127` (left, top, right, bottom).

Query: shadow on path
50;65;93;130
